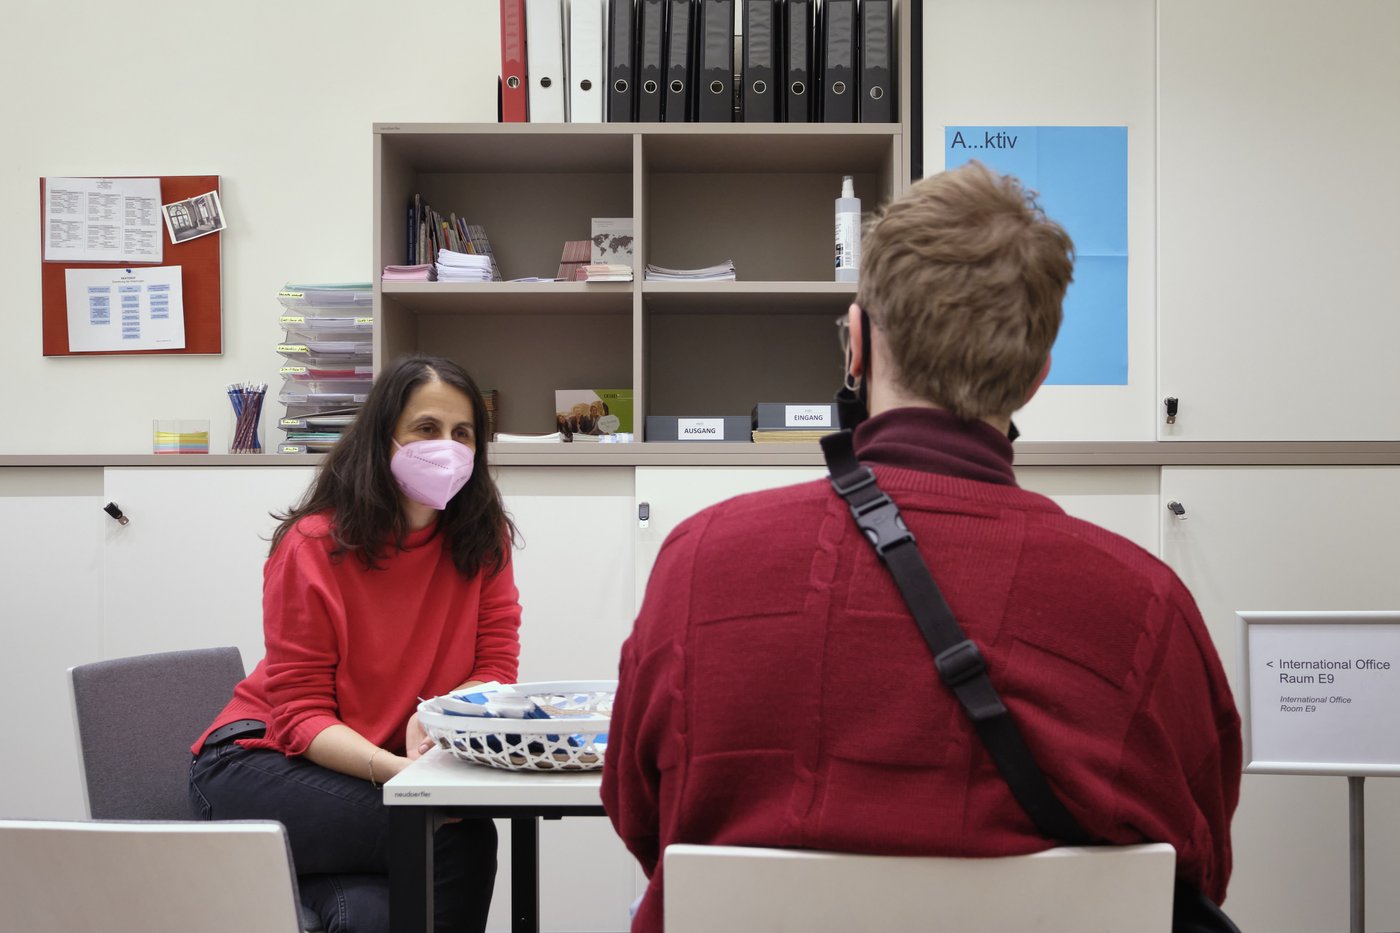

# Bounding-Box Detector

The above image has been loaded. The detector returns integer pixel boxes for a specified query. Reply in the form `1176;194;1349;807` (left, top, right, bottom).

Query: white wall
0;0;500;454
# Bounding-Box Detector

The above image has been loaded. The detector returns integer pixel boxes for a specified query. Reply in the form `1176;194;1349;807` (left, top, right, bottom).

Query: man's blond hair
855;161;1074;422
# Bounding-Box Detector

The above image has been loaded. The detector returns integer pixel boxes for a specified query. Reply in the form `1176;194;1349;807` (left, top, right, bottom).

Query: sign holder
1238;610;1400;933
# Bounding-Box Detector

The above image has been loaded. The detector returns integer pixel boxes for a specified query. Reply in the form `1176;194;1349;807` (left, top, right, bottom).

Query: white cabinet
1161;466;1400;932
101;467;316;664
0;469;103;818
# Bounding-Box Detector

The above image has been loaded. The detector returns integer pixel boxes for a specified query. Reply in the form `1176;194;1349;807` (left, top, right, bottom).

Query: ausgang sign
1238;611;1400;776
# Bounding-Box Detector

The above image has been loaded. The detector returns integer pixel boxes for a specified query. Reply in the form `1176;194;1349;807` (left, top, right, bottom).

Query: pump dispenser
835;175;861;282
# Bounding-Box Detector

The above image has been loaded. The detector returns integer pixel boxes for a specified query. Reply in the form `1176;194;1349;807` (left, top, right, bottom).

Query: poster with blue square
945;126;1127;385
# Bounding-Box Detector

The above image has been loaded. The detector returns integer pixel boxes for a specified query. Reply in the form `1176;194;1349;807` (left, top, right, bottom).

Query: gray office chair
68;647;325;932
0;818;305;933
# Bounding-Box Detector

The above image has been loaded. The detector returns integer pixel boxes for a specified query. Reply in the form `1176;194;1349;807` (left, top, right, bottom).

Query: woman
189;355;522;933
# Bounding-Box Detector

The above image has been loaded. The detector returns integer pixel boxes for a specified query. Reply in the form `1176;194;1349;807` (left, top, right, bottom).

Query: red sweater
602;408;1241;932
194;512;521;756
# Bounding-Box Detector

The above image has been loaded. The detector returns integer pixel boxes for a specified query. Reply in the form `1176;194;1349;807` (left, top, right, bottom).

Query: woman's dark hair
271;354;517;577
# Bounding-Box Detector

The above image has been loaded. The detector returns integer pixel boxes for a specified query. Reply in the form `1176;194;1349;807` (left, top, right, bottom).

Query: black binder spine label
608;0;637;121
741;0;777;122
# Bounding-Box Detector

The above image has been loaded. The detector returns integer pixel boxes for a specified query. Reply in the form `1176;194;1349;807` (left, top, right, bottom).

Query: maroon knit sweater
602;407;1240;932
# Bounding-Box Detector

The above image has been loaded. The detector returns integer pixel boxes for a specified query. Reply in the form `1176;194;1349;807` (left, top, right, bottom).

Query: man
602;161;1241;933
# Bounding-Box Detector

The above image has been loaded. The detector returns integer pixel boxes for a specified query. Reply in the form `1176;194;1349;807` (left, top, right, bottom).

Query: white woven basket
417;680;615;772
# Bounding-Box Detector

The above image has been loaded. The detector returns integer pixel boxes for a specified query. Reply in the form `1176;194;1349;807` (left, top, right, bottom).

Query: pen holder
227;383;266;454
153;419;210;455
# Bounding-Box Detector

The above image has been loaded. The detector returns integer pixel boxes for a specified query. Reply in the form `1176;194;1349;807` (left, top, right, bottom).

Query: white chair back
0;819;304;933
664;842;1177;932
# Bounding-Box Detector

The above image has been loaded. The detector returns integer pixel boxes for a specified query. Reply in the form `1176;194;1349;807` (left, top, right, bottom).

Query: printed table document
45;177;163;263
64;266;185;352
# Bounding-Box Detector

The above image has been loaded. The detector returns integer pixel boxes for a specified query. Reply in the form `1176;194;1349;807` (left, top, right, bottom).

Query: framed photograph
162;189;226;244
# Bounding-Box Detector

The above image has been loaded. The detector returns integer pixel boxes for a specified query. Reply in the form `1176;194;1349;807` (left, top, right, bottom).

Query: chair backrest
68;646;245;819
0;819;302;933
663;842;1177;933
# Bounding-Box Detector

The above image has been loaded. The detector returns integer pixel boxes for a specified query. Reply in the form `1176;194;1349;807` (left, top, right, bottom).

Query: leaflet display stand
1237;610;1400;933
39;175;222;356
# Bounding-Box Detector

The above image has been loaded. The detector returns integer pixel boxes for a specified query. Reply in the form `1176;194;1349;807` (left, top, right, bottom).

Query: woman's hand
405;712;434;760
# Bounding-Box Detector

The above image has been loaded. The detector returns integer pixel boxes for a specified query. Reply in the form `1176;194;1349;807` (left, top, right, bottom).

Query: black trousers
190;741;495;933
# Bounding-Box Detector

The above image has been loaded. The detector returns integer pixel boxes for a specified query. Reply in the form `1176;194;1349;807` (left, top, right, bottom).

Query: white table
383;748;605;933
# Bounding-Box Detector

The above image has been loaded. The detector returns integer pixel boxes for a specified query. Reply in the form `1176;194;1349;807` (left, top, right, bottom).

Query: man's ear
1025;354;1052;404
847;303;864;379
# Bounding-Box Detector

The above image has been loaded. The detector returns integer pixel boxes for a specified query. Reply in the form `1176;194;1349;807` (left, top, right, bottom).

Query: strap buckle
852;492;914;555
934;639;987;687
828;465;876;498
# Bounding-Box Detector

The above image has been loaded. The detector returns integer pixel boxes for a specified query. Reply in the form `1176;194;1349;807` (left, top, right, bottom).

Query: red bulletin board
40;175;222;356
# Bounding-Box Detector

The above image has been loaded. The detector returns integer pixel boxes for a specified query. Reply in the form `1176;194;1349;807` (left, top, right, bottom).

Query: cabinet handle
103;502;131;526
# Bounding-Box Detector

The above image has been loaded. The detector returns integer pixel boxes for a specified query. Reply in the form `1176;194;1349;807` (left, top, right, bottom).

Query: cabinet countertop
7;442;1400;469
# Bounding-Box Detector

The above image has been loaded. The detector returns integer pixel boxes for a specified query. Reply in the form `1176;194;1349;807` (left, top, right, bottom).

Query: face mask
391;439;475;510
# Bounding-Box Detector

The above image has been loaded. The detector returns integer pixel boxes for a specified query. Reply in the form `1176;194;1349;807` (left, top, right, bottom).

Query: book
590;217;635;269
555;388;633;437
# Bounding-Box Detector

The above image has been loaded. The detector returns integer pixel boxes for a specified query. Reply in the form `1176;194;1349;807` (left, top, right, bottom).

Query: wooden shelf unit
373;122;904;440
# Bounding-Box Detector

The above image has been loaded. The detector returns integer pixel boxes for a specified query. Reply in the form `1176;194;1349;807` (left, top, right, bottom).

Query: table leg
511;816;540;933
390;806;435;933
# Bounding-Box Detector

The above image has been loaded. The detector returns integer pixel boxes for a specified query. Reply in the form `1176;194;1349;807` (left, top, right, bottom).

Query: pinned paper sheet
64;266;186;352
44;177;163;264
945;126;1128;386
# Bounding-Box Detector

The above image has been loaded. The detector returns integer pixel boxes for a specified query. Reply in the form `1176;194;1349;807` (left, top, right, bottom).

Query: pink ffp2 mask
391;439;475;510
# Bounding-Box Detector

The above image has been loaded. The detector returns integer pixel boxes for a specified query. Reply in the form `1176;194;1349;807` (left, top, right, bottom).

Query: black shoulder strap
820;430;1094;847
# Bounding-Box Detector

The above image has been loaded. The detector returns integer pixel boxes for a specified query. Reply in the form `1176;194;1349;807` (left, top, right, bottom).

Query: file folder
858;0;894;122
526;0;568;122
783;0;814;122
820;0;856;122
663;0;695;121
500;0;530;122
570;0;605;122
741;0;779;122
607;0;637;120
696;0;735;122
636;0;666;120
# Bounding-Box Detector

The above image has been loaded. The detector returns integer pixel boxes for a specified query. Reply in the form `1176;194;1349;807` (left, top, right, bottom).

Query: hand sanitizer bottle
835;175;861;282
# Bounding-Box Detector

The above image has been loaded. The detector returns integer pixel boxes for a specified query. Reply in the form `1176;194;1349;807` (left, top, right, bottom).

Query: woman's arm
308;722;411;784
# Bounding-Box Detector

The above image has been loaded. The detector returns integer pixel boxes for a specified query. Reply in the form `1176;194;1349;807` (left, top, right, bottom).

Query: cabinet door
634;466;827;605
1158;1;1400;440
0;469;103;818
494;466;637;933
1161;466;1400;933
1016;465;1160;555
101;467;315;664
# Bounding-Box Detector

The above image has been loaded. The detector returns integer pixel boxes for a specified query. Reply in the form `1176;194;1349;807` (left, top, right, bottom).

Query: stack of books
580;263;633;282
436;249;493;282
275;283;374;454
407;194;502;280
643;260;737;281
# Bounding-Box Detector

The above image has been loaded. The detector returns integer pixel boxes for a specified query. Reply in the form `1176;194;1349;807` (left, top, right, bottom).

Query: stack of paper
382;263;435;281
643;260;737;281
581;263;633;282
276;282;374;454
436;249;493;282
